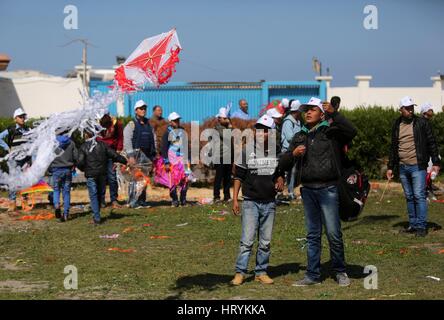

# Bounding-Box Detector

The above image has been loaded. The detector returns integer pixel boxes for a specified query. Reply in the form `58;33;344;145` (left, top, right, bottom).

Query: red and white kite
114;29;181;92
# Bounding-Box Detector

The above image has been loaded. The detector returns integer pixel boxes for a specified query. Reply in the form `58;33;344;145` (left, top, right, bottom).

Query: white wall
0;75;84;118
318;75;444;113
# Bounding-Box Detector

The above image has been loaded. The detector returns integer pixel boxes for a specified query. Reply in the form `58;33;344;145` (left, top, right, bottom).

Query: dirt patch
0;280;49;293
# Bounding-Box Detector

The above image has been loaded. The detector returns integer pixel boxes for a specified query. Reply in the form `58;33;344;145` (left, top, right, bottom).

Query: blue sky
1;0;443;86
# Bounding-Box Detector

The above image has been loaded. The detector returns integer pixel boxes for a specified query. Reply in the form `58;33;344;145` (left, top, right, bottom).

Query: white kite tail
0;88;119;192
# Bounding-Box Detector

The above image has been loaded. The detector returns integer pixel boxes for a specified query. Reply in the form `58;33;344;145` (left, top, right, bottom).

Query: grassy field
0;183;443;300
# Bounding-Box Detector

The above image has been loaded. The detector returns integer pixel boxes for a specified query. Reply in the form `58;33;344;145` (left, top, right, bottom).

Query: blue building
90;80;326;122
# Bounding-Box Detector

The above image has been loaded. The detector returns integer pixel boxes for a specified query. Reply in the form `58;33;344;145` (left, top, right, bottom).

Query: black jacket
388;115;440;172
77;140;127;178
279;112;357;188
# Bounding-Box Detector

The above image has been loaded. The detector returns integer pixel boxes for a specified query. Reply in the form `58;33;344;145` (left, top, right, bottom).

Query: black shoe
93;219;101;226
400;226;416;234
416;228;428;237
55;208;61;219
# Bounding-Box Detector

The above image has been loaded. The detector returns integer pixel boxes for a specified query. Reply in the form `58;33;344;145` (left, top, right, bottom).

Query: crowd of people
0;95;441;287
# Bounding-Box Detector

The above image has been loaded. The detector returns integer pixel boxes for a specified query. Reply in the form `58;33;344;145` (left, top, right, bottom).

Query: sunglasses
17;115;26;119
136;106;147;110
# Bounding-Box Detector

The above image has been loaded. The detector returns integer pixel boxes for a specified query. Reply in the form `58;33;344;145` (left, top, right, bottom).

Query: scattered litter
15;259;26;265
176;222;188;227
203;240;225;248
387;200;391;203
295;238;307;250
295;238;306;242
381;292;415;298
18;213;55;221
376;250;385;255
211;210;229;215
432;199;444;203
209;216;226;221
437;249;444;254
100;234;120;239
142;223;153;227
123;227;135;233
150;235;172;239
107;247;135;253
199;198;213;205
426;276;440;281
399;248;408;255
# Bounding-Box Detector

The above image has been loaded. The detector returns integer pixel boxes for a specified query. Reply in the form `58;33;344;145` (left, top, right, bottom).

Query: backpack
329;141;370;222
336;166;370;221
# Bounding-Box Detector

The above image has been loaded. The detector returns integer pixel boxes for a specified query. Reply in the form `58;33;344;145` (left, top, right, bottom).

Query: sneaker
231;273;245;286
111;201;121;209
213;198;223;204
180;201;188;207
223;198;232;203
55;208;61;219
254;274;274;285
171;201;179;208
416;228;428;237
336;272;351;287
292;276;321;287
93;219;101;226
400;226;416;234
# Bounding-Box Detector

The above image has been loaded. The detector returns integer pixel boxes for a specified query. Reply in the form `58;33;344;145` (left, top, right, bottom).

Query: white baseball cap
281;98;290;109
266;108;283;119
399;96;416;108
216;107;229;118
168;112;181;121
134;99;147;110
300;97;324;113
420;102;433;114
13;107;27;119
255;115;275;129
289;100;302;112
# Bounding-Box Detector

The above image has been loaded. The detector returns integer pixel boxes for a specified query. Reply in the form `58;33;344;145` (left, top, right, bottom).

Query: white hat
13;107;27;118
281;98;290;109
134;99;147;110
216;107;229;118
300;97;324;113
420;102;433;114
255;115;275;129
289;100;302;112
266;108;283;119
168;112;181;121
399;96;416;108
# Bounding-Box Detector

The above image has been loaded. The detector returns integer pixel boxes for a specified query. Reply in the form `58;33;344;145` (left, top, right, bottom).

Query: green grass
0;187;443;300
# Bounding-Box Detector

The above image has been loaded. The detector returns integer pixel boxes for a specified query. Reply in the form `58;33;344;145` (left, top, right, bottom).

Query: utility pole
61;38;96;95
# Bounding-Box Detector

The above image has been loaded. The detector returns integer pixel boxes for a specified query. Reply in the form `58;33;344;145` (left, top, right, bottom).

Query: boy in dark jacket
49;134;78;222
77;130;127;225
279;97;357;287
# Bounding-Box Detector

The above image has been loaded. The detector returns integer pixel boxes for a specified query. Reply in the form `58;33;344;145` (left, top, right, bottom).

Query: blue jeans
101;159;118;203
301;185;346;281
235;200;276;276
51;167;72;216
399;164;428;229
86;176;105;222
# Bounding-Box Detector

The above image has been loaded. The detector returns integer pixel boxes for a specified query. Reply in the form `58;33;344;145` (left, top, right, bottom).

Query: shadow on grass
342;214;400;231
167;263;301;299
392;221;442;231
